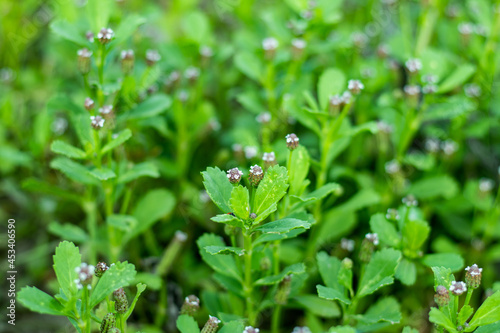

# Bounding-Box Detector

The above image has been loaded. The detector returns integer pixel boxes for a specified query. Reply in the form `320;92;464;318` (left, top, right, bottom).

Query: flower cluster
74;263;94;290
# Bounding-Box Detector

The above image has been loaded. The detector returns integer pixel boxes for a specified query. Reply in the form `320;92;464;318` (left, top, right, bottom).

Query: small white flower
175;230;188;242
262;37;279;50
348;79;364;94
256;112;271;124
51;117;68;135
244;146;258;159
292;326;312;333
121;49;134;59
200;45;213;57
185;67;200;80
441;140;458;156
99;105;113;115
404;84;421;96
340;238;355;252
405;58;422;73
90;115;105;129
329;94;343;107
365;233;379;246
341;91;352;104
97;28;114;42
292;38;307;50
227;167;243;183
376;120;393;134
479;178;494;193
465;264;483;276
208;315;221;324
458;22;474;35
262;152;276;163
243;326;260;333
385;160;400;175
449;281;467;295
250;165;263;176
464;83;482;98
146;49;161;64
77;48;92;58
425;138;440;153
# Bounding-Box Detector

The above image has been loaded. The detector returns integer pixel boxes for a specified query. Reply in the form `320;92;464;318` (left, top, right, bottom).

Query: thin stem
271;304;282;333
464;288;473;309
155;236;185;277
243;230;256;325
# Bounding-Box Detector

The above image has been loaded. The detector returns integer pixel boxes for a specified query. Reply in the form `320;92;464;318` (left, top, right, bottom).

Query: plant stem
464;288;473;308
155;235;185;277
271;304;282;333
243;230;256;325
83;196;97;265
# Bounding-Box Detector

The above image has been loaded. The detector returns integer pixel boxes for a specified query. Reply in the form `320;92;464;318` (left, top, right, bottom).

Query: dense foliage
2;0;500;332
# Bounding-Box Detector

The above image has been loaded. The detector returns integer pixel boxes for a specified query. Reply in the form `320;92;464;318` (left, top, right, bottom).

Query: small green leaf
255;263;305;285
120;94;172;120
402;327;419;333
48;222;89;243
359;297;401;324
288;145;310;197
253;165;289;218
18;287;65;315
50;20;90;46
50;157;98;185
458;305;474;326
88;167;116;181
117;162;159;184
197;234;242;282
469;291;500;330
293;295;341;318
176;314;201;333
204;246;245;256
106;214;137;231
181;11;211;43
429;307;458;333
395;258;417;286
422;253;464;272
112;14;146;46
328;326;356;333
318;68;346;111
53;241;81;298
255;218;311;234
51;141;87;159
87;0;112;33
219;321;245;333
357;248;401;297
402;220;430;258
202;167;233;213
101;129;132;155
437;64;476;94
431;266;454;289
369;213;400;247
406;175;459;200
211;214;246;229
90;261;137;308
317;285;351;305
230;185;250;220
234;52;263;82
317;252;342;290
124;283;147;320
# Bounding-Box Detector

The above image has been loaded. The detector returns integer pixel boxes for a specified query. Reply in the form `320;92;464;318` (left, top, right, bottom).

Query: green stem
464;288;473;309
271;304;282;333
243;230;256;325
83;196;97;265
155;234;185;277
82;286;91;333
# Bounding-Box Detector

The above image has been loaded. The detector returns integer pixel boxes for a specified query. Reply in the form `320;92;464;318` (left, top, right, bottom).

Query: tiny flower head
145;49;161;66
90;115;105;130
74;263;95;290
348;79;364;95
404;84;421;97
402;195;418;207
385;208;400;221
340;238;355;252
85;31;94;42
458;22;475;36
262;37;279;51
227;167;243;184
97;28;114;44
244;146;258;159
479;178;494;193
341;91;352;104
201;315;221;333
77;48;92;74
200;45;214;58
285;133;299;150
376;120;393;134
243;326;260;333
434;285;450;307
384;160;400;175
113;288;129;313
249;165;264;187
175;230;188;242
450;281;467;295
263;152;276;168
180;294;200;315
464;83;482;98
351;32;368;48
185;66;201;82
99;105;113;117
256;112;271;124
422;84;438;94
441;140;458;156
365;233;379;245
465;264;483;289
95;261;109;278
292;327;312;333
405;58;422;73
84;97;95;111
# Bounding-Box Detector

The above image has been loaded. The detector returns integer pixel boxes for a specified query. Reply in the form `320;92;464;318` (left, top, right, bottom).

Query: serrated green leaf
369;213;400;247
255;218;311;234
219;320;245;333
469;291;500;330
357;248;401;297
204;246;245;256
458;305;474;326
253;165;289;218
431;266;454;289
53;241;81;298
253;203;278;224
51;141;87;159
402;220;430;258
359;297;401;324
88;167;116;181
318;68;346;111
211;214;246;229
422;253;464;272
50;157;98;185
202;167;233;213
316;285;351;305
176;314;201;333
429;307;458;333
230;185;250;220
117;162;159;184
101;129;132;155
255;263;305;285
197;234;242;282
395;258;417;286
90;261;137;308
293;295;341;318
48;222;89;243
17;287;65;315
317;252;343;290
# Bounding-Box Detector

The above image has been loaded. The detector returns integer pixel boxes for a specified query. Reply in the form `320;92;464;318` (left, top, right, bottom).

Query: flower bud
227;167;243;184
348;79;364;95
340;238;355;252
185;66;201;84
286;133;299;150
292;327;312;333
90;115;105;130
84;97;95;111
85;31;94;42
256;112;271;124
201;315;221;333
402;195;418;207
120;50;135;75
97;28;114;44
248;165;264;187
359;233;378;263
100;313;116;333
465;264;482;289
405;58;422;74
113;288;129;314
291;38;306;59
441;140;458;156
275;275;292;305
74;263;94;290
77;48;92;75
385;208;400;221
99;105;114;119
262;152;276;169
384;160;400;175
262;37;279;60
180;295;200;316
145;49;161;66
95;262;109;278
329;94;343;114
434;285;450;307
450;281;467;296
244;326;260;333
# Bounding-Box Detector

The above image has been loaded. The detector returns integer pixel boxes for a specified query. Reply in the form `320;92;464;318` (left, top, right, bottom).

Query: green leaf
315;210;357;250
117;162;159;184
176;314;200;333
106;214;137;232
318;68;346;111
120;94;172;120
48;222;89;243
124;283;147;320
255;218;311;234
255;263;305;285
429;307;458;333
431;266;454;289
90;261;137;308
181;11;211;43
88;167;116;181
112;14;146;46
50;20;90;46
87;0;112;32
407;175;459;200
253;228;307;245
253;165;289;218
475;322;500;333
422;253;464;272
317;252;342;290
230;185;250;220
17;287;65;315
288;145;310;197
197;234;242;282
402;220;430;258
402;327;419;333
204;246;245;256
469;291;500;330
293;295;341;318
50;157;98;185
101;129;132;155
328;326;356;333
219;321;245;333
125;189;176;242
22;179;81;203
317;285;351;305
53;241;81;298
234;52;263;82
253;203;278;224
395;258;417;286
211;214;245;229
51;141;87;159
369;213;400;247
291;182;341;211
458;305;474;326
357;248;401;297
202;167;233;213
359;297;401;324
437;64;476;94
